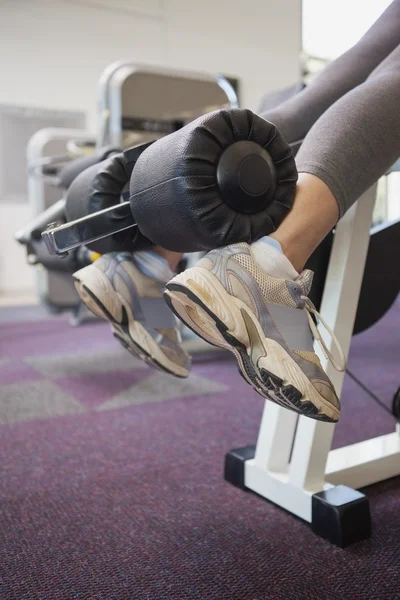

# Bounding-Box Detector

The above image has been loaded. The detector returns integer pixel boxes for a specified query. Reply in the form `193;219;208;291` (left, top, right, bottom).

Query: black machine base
312;485;372;547
224;445;256;490
224;446;372;548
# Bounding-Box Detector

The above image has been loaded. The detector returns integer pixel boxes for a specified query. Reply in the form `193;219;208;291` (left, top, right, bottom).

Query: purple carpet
0;301;399;599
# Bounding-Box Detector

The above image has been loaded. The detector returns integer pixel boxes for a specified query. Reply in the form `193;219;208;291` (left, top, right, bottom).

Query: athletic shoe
164;243;346;421
73;252;191;378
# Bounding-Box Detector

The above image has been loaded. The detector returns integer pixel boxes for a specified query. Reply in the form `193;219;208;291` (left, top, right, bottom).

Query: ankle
152;246;183;272
269;173;339;272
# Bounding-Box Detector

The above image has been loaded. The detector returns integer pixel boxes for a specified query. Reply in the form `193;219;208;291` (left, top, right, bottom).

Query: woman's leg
270;174;338;272
261;0;400;144
271;44;400;270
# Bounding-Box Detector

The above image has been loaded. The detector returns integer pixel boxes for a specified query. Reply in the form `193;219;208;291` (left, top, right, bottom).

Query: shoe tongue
296;270;314;295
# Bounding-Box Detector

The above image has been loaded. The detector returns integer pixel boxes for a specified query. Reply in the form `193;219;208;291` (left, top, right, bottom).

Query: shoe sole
164;267;339;422
73;265;189;378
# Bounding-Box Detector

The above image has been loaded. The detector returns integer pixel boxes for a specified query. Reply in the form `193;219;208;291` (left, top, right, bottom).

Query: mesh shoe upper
197;244;340;409
95;253;191;373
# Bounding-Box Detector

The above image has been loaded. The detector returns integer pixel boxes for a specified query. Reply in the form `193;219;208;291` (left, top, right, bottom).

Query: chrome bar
41;201;135;256
15;199;66;245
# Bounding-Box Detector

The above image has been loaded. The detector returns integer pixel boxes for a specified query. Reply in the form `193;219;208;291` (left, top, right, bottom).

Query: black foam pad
65;152;149;254
129;108;297;252
58;146;119;190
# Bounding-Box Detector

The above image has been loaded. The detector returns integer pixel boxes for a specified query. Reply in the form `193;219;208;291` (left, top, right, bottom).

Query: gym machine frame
22;128;94;318
225;175;400;547
41;146;400;546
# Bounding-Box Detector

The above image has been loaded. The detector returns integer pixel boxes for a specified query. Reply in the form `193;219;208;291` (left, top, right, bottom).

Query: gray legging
261;0;400;218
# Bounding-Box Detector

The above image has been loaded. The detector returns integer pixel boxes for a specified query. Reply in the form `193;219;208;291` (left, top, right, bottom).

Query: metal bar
253;402;299;473
325;430;400;489
15;198;66;245
41;201;135;256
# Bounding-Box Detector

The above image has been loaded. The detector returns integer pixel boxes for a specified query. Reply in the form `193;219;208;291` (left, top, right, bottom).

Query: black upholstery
353;218;400;334
65;152;150;254
129;109;297;252
58;147;119;190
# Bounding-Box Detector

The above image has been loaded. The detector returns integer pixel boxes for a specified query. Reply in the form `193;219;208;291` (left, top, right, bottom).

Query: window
302;0;393;60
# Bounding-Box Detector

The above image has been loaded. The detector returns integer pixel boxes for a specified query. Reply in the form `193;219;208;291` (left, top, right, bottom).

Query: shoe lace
301;296;347;372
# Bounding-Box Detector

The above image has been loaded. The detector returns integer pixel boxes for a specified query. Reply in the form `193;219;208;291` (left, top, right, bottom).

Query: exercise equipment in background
18;128;96;317
16;62;238;318
99;62;238;149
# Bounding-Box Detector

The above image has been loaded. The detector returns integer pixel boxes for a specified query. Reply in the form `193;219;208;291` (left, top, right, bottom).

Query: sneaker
73;253;191;378
164;243;346;421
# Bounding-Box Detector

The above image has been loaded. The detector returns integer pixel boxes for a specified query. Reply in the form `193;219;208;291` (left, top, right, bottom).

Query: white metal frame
27;128;93;309
106;63;238;148
243;183;400;522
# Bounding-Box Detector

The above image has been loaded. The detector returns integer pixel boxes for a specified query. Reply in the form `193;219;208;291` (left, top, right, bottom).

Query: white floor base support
235;184;399;530
326;425;400;489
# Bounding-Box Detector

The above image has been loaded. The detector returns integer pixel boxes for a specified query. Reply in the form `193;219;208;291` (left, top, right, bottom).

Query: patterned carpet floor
0;300;399;599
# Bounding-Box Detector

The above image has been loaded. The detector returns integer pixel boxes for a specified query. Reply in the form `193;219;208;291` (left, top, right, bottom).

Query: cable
346;368;400;424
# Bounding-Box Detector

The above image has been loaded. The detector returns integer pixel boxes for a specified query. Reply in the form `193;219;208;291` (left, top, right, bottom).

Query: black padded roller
58;146;119;190
129;108;297;252
65;152;150;254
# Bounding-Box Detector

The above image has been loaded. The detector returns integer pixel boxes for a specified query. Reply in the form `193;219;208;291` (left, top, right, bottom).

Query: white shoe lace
301;296;347;372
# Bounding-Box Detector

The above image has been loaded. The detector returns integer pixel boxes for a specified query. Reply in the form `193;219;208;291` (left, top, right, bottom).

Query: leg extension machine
225;183;400;547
